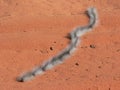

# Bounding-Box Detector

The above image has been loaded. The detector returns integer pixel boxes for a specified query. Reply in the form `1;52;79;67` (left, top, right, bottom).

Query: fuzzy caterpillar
17;7;98;82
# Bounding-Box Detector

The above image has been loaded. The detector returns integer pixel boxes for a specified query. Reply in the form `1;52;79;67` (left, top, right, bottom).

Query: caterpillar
17;7;98;82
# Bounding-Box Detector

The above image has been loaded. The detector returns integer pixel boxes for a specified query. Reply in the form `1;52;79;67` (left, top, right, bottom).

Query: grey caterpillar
17;7;98;82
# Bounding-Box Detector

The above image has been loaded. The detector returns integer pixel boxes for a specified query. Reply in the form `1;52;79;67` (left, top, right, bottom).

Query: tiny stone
34;49;37;51
75;63;79;66
96;75;98;78
54;41;56;43
50;47;53;50
98;66;101;69
90;44;96;48
23;30;26;32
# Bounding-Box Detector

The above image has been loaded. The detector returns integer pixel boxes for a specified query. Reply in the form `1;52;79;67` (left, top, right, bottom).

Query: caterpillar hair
17;7;98;82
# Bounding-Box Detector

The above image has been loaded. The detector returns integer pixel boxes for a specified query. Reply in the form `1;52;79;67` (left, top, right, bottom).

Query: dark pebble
75;63;79;66
90;44;96;48
50;47;53;50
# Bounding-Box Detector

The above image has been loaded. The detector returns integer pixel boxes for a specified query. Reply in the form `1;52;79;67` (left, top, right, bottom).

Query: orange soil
0;0;120;90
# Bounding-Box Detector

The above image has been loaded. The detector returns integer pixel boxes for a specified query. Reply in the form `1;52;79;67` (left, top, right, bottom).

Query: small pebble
90;44;96;48
75;63;79;66
50;47;53;50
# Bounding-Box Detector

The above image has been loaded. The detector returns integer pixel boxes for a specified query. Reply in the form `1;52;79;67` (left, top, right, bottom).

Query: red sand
0;0;120;90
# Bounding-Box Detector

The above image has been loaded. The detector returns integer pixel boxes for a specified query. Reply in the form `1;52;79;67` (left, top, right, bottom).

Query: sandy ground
0;0;120;90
